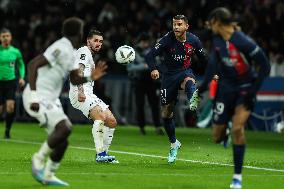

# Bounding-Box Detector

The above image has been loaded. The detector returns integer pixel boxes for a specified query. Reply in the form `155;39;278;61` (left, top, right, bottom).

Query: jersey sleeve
238;32;271;93
145;33;169;71
75;47;89;67
198;50;218;94
193;34;208;67
43;42;61;67
43;41;76;71
16;49;25;79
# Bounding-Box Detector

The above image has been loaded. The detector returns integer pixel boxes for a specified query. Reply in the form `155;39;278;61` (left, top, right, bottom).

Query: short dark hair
173;15;188;24
208;7;233;24
87;28;103;39
62;17;84;37
0;28;11;34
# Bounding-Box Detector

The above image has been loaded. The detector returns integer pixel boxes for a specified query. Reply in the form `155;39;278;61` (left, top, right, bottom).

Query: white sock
233;174;242;181
44;158;60;178
170;140;179;148
92;120;105;154
103;126;115;152
38;141;52;159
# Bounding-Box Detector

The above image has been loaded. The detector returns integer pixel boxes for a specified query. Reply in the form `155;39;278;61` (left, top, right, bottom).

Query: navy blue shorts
160;69;195;105
212;85;254;125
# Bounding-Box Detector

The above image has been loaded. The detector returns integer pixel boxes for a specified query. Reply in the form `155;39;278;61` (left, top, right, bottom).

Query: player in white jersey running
69;29;118;163
22;18;107;186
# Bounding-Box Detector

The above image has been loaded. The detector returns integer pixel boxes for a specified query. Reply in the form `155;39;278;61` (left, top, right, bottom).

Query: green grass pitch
0;122;284;189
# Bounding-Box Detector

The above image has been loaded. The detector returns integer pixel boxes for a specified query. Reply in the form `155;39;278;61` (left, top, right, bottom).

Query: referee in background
0;28;25;139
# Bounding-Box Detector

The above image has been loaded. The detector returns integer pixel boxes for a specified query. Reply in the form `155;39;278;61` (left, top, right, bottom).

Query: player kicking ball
146;15;208;163
69;28;118;163
23;18;107;186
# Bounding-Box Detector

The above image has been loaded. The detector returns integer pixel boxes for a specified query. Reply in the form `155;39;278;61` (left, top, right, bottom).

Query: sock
233;174;242;181
163;118;176;143
5;112;15;134
233;144;246;175
103;126;115;153
38;141;53;159
185;80;196;101
170;140;180;148
92;120;105;154
44;158;60;177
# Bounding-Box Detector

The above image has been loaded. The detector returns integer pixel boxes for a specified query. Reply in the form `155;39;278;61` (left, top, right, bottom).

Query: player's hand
151;70;160;80
19;79;25;88
78;92;86;102
30;103;40;112
91;60;108;81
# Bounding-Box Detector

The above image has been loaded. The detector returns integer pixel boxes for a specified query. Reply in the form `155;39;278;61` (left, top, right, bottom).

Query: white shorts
23;85;69;135
69;90;109;119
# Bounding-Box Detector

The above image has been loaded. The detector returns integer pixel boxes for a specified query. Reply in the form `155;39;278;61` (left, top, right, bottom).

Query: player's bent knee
6;104;15;113
107;117;117;128
89;107;107;121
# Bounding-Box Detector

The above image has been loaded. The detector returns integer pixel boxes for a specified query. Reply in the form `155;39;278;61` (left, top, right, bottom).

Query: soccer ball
275;121;284;133
115;45;135;64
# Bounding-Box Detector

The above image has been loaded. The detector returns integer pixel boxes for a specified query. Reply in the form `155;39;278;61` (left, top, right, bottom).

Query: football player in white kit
69;29;118;163
22;18;107;186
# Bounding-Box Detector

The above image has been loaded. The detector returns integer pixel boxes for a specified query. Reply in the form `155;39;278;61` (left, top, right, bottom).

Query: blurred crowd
0;0;283;75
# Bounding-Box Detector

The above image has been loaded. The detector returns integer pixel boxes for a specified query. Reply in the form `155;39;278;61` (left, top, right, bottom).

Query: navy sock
98;151;107;156
163;118;176;143
5;112;15;133
233;144;246;174
185;80;196;101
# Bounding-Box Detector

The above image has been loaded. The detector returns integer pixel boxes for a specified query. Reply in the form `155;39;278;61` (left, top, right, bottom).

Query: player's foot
229;178;242;189
168;140;181;163
96;152;117;163
43;173;69;186
155;127;164;136
189;89;200;111
31;153;45;183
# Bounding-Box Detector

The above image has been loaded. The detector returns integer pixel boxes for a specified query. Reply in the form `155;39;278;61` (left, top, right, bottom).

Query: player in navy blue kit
146;15;208;163
198;8;270;189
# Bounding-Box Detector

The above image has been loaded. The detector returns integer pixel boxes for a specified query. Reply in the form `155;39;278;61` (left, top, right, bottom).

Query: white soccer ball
275;121;284;133
115;45;135;64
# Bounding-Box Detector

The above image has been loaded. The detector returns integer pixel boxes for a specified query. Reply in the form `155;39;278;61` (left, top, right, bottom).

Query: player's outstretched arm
69;61;108;85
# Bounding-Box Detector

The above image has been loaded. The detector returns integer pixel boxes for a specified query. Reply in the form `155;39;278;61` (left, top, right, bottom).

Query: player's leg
89;105;107;156
5;99;15;138
134;82;146;134
4;81;17;139
29;97;71;186
181;76;199;111
146;82;163;135
161;102;181;163
230;104;250;189
42;119;72;186
103;109;119;163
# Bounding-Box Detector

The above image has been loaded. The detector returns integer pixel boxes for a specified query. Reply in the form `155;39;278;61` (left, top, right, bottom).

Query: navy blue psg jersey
146;31;207;73
200;31;270;92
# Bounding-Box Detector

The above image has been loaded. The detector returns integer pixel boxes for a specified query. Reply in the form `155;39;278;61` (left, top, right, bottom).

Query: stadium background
0;0;283;130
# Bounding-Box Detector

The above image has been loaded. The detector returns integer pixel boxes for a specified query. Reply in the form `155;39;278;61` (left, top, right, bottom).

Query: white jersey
36;37;78;101
69;46;94;94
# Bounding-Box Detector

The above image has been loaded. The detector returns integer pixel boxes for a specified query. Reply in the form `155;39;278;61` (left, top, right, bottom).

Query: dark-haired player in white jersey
69;28;118;163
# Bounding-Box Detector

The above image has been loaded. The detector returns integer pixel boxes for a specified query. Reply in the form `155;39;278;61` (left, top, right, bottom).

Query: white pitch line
1;139;284;173
0;172;284;177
